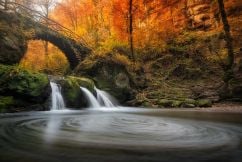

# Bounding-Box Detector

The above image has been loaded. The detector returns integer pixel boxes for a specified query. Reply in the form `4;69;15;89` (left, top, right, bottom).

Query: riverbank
157;102;242;114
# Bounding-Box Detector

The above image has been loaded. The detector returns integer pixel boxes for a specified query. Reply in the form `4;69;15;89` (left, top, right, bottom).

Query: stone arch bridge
0;1;91;69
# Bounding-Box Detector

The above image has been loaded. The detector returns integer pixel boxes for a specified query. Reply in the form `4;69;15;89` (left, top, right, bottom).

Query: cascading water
50;82;66;110
80;86;117;108
80;87;101;108
95;87;117;107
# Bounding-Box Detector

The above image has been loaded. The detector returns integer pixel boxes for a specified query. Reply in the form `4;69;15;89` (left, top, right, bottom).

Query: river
0;107;242;162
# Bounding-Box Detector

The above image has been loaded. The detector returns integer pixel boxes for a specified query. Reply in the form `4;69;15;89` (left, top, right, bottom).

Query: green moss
180;99;197;108
183;98;196;105
61;76;94;108
171;100;183;107
66;76;94;91
196;99;212;107
0;96;14;113
0;64;49;98
158;99;173;108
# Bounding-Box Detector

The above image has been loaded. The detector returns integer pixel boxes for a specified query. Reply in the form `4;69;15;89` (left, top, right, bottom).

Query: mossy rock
181;99;196;108
158;99;174;108
183;98;196;105
60;76;94;108
0;11;27;65
75;54;135;104
182;103;196;108
0;64;50;104
0;96;14;113
196;99;212;107
171;100;183;107
158;99;184;108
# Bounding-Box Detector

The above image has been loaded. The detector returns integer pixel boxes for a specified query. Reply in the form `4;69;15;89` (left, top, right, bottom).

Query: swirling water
0;108;242;162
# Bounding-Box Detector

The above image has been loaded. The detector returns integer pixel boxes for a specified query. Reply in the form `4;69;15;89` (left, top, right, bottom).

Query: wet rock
60;76;95;108
76;57;134;104
182;103;196;108
0;64;50;112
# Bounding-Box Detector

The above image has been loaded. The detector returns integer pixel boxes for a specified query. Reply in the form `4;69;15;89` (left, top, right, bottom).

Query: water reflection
44;115;62;143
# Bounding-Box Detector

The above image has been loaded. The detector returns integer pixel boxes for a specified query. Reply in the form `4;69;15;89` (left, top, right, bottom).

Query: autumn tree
128;0;135;61
52;0;113;47
217;0;234;85
36;0;56;56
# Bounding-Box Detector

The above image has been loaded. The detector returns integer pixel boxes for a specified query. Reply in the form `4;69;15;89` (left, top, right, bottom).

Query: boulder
158;99;174;108
196;99;212;107
60;76;95;108
182;103;196;108
181;99;196;108
0;64;50;111
76;57;134;104
0;10;27;65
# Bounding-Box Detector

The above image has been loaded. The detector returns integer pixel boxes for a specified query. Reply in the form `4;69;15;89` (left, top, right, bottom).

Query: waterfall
80;86;117;108
80;87;101;108
50;82;66;110
95;87;117;107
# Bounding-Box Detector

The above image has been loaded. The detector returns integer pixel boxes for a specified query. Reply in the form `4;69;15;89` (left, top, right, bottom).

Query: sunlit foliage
20;40;69;75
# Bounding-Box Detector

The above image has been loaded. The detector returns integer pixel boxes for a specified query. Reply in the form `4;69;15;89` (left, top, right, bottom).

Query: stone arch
0;10;91;69
32;29;91;69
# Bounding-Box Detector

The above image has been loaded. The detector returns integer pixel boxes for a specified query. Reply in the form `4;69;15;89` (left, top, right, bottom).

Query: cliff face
0;10;27;65
159;0;242;31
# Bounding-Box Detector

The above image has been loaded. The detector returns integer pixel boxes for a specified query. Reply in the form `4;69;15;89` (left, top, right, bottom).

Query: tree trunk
4;0;8;10
217;0;234;83
128;0;135;62
44;3;49;68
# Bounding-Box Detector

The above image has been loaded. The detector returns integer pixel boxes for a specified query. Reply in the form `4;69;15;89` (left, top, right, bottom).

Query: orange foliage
51;0;113;46
47;0;180;49
20;40;69;75
21;0;191;70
